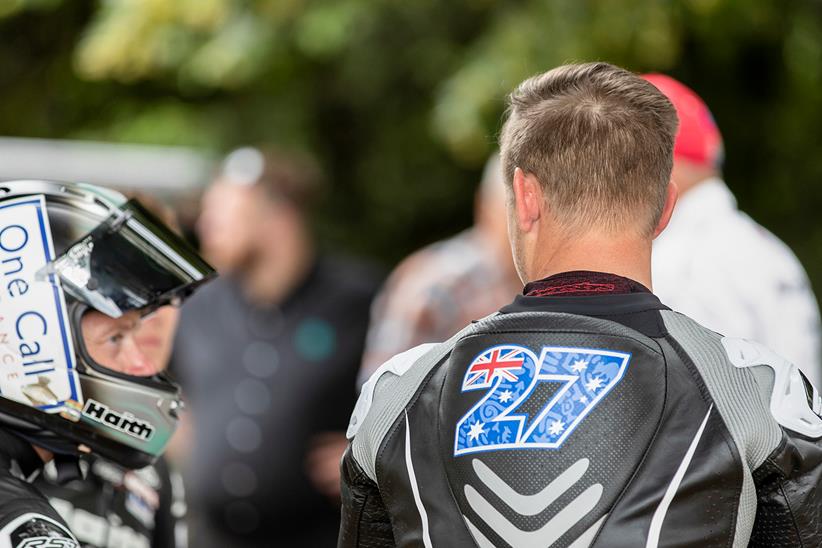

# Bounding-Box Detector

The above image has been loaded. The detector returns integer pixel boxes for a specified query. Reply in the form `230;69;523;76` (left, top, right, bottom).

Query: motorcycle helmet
0;180;215;469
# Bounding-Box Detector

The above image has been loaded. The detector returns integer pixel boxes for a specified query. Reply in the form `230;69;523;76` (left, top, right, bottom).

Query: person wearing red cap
645;74;822;386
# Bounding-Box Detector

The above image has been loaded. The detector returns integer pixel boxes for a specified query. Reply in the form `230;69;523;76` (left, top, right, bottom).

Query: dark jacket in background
35;456;184;548
173;255;380;547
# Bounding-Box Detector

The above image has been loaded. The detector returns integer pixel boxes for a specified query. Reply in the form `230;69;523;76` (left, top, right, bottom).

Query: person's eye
108;333;124;345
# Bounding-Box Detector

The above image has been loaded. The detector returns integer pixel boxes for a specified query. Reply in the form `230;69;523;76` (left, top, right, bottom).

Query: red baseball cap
642;74;724;168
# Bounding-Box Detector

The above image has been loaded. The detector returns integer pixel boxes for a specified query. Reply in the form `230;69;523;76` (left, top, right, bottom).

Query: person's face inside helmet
133;306;180;372
81;306;179;377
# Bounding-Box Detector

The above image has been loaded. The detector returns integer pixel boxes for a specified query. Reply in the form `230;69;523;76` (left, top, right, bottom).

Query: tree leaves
1;0;821;279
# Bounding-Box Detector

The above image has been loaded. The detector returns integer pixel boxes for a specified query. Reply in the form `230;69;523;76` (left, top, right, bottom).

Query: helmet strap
53;453;83;485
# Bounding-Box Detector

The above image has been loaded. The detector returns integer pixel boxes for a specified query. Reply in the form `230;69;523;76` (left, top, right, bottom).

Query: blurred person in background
358;153;522;384
647;74;822;386
172;147;380;547
36;194;188;548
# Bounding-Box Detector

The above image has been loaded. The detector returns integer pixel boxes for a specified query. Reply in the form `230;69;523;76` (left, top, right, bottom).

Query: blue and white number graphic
454;344;631;456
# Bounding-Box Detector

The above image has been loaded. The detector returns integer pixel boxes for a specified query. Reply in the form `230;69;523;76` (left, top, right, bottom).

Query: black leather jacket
35;456;184;548
340;288;822;547
0;429;79;547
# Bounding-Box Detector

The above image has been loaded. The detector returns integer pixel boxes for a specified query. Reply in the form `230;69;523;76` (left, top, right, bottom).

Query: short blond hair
500;62;678;235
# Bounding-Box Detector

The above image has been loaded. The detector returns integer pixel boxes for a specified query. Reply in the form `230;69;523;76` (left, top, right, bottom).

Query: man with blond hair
338;62;822;547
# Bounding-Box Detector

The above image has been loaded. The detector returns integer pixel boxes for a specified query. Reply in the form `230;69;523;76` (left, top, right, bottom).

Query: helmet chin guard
0;180;215;468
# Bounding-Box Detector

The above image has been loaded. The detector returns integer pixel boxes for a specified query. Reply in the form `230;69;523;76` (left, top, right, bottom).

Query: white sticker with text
0;195;80;411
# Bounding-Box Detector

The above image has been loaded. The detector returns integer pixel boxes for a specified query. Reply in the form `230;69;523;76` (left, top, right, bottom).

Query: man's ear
653;180;678;238
512;167;542;233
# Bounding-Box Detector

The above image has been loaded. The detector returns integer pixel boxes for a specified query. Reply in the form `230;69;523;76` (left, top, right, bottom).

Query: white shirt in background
653;177;822;386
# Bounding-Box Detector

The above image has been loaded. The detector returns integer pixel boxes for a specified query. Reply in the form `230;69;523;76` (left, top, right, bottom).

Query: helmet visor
39;199;215;318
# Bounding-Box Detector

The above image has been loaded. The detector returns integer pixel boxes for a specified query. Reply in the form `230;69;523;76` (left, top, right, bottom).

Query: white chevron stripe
568;514;608;548
404;412;432;548
464;517;496;548
645;404;714;548
465;482;602;547
472;457;589;516
465;513;608;548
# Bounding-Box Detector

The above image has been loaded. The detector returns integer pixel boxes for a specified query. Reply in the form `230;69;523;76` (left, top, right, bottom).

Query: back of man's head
198;146;323;274
220;146;324;213
474;152;515;261
500;62;678;237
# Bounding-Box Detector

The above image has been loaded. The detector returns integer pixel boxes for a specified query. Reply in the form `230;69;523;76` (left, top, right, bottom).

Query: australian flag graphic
454;344;631;456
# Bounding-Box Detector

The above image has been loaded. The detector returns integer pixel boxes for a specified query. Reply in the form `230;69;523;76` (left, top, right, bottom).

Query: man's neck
32;444;52;463
671;161;719;196
528;232;654;290
241;232;315;305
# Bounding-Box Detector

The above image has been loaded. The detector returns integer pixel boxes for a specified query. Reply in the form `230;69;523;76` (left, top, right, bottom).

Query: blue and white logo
454;344;630;456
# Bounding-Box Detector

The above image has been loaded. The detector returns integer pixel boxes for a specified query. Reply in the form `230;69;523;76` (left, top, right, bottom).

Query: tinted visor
40;199;215;318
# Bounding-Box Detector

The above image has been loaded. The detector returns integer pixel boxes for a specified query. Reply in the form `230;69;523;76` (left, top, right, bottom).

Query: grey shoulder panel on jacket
349;322;480;484
661;310;782;469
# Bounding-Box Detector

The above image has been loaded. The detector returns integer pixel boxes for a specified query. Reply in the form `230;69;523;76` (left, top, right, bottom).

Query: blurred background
1;0;821;277
3;1;822;546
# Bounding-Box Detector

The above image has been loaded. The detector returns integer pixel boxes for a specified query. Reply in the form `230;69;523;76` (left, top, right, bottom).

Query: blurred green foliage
1;0;821;288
